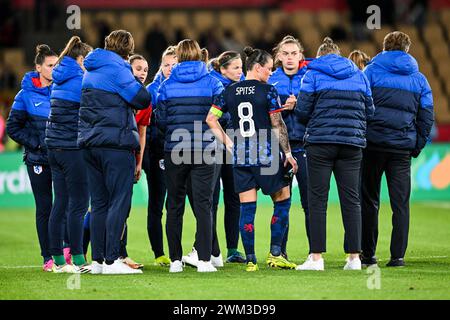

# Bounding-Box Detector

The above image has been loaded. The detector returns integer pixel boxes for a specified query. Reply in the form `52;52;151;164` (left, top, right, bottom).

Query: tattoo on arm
270;112;291;154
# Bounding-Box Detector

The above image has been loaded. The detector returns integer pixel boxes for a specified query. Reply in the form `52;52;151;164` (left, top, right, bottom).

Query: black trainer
386;258;405;267
360;254;378;267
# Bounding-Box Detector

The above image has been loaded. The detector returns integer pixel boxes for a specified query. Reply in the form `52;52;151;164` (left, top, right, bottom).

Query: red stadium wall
282;0;347;11
13;0;277;9
13;0;450;9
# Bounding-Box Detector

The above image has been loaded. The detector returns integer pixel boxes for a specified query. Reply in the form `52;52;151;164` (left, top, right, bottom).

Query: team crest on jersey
33;165;43;175
159;159;165;170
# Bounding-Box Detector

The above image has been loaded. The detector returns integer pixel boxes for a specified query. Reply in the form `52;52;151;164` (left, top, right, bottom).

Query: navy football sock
239;201;257;263
270;198;291;256
281;226;288;255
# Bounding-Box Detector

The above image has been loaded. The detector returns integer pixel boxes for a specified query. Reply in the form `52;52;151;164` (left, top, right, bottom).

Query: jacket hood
308;54;358;80
299;58;313;69
52;56;84;85
21;71;51;94
153;71;165;86
170;61;208;83
84;48;129;72
369;50;418;75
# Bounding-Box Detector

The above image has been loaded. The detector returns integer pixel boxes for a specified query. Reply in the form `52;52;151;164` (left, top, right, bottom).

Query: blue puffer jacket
156;61;224;152
146;71;165;156
296;54;374;148
364;50;434;153
209;69;243;130
268;59;312;148
45;56;84;149
7;71;52;165
78;49;151;151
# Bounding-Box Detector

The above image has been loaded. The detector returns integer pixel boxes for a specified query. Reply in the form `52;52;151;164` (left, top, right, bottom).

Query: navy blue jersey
212;80;283;167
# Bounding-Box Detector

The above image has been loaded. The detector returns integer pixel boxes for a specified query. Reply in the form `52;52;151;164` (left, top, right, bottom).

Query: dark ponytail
57;36;92;65
34;44;57;65
243;46;272;72
243;46;255;57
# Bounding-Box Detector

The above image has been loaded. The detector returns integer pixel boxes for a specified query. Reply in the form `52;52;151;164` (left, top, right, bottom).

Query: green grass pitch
0;202;449;300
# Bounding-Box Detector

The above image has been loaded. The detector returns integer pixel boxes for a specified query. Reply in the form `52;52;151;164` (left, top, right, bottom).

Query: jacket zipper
289;76;293;96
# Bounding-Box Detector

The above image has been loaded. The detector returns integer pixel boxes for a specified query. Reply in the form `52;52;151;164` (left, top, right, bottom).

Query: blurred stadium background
0;0;449;207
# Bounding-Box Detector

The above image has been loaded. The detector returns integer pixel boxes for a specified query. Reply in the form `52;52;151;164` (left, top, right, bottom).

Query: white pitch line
356;256;448;261
417;202;450;209
361;256;448;261
0;265;41;269
406;256;448;259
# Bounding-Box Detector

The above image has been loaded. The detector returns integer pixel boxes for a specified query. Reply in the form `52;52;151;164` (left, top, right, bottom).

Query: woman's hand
282;95;297;111
284;152;298;174
135;163;142;182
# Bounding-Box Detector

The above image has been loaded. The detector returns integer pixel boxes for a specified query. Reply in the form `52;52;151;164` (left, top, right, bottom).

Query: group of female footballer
6;28;433;274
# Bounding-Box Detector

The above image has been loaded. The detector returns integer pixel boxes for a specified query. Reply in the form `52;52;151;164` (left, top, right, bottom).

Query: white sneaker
182;248;199;267
211;254;224;267
90;261;103;274
102;259;143;274
197;260;217;272
52;263;80;274
343;257;362;270
295;254;325;271
169;260;184;273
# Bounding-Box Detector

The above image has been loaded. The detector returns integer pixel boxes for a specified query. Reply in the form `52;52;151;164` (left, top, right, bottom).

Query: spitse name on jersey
235;86;256;95
212;80;283;167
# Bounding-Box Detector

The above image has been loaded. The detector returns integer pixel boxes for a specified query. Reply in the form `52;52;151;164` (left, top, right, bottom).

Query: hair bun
243;46;255;56
282;35;296;41
36;44;51;55
201;48;209;56
201;47;209;62
323;37;334;44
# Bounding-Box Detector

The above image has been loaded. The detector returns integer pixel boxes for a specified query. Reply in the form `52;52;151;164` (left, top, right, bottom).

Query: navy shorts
233;160;289;195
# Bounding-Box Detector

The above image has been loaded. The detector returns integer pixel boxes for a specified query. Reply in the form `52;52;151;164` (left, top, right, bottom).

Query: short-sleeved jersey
211;80;283;167
135;105;152;127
